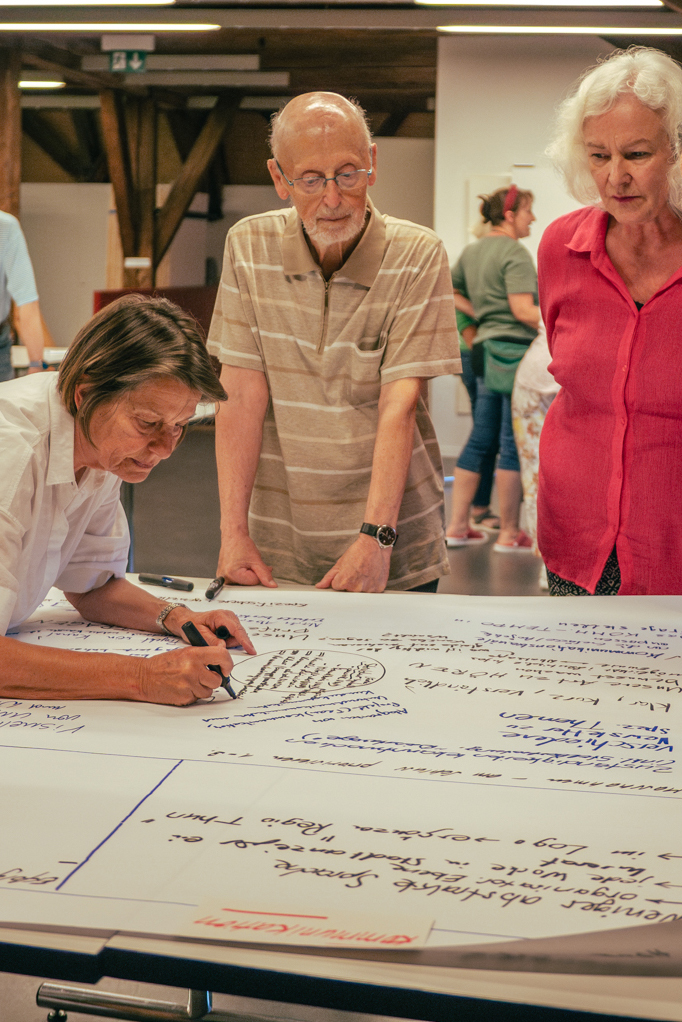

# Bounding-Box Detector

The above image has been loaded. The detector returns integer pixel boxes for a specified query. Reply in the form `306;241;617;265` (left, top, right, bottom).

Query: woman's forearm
508;292;540;329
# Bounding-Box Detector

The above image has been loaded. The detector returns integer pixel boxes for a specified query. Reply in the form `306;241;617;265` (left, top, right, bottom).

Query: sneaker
493;530;534;553
446;529;489;548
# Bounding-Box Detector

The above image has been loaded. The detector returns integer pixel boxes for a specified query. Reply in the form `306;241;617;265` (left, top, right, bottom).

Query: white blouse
0;373;129;634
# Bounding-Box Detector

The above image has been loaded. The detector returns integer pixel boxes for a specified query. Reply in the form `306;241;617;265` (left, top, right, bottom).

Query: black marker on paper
205;576;225;600
181;620;237;699
139;573;194;592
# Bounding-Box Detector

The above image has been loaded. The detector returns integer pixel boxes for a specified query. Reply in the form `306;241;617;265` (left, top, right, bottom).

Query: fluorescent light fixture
2;0;171;4
19;74;65;88
0;22;219;31
422;0;663;5
438;22;682;30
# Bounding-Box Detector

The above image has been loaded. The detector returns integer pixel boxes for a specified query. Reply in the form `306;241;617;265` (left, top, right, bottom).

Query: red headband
503;184;519;214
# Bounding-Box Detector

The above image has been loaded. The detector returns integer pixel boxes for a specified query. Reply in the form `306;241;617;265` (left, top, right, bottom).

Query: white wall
431;35;615;457
371;138;435;229
156;190;208;288
21;183;110;347
207;184;289;271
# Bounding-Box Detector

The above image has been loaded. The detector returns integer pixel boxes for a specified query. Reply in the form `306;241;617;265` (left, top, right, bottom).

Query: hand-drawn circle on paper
231;648;385;696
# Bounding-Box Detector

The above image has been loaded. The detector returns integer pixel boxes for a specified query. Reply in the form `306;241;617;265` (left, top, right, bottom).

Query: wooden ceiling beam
99;89;136;257
151;88;188;111
206;151;225;221
21;44;122;91
134;96;156;288
155;92;237;265
0;48;21;217
166;107;202;164
23;110;87;180
290;68;435;90
70;108;100;167
374;111;408;137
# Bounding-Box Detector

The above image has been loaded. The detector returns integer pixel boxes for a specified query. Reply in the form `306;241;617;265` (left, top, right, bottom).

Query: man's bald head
270;92;372;163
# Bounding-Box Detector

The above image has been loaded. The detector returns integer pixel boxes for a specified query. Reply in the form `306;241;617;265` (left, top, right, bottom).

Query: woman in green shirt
447;185;540;552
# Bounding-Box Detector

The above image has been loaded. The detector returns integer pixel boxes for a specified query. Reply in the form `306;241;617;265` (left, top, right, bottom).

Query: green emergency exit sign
110;50;146;73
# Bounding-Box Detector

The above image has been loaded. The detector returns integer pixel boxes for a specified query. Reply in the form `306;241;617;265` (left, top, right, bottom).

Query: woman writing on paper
539;46;682;594
0;295;255;703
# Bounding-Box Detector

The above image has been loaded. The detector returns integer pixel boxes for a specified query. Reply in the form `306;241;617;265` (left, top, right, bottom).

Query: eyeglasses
275;157;373;195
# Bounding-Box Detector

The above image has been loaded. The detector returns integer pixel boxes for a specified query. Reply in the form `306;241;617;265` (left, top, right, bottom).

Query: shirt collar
45;375;78;487
281;196;386;287
565;206;636;304
565;206;609;254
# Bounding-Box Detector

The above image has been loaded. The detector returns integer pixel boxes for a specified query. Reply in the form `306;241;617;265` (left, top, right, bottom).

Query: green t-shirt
455;309;476;353
451;235;537;345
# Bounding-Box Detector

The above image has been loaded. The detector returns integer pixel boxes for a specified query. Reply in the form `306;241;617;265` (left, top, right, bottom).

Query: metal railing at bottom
37;982;297;1022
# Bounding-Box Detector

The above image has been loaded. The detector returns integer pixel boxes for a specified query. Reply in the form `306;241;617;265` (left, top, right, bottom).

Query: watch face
376;525;397;547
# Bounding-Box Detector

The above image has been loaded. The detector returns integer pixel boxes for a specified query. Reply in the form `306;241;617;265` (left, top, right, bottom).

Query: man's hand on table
217;534;278;588
316;534;391;593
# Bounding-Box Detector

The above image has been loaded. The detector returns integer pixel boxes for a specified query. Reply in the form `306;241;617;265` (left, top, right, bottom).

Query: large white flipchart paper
1;586;680;950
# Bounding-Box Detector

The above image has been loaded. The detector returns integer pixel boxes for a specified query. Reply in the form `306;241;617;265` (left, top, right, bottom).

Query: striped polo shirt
208;200;461;589
0;211;38;323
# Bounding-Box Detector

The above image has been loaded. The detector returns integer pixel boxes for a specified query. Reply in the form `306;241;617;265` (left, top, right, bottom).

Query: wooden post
0;48;22;217
100;90;136;258
128;96;156;289
155;94;236;266
101;91;158;289
133;96;155;290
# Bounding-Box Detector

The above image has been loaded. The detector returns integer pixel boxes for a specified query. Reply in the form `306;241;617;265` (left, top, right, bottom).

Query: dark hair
58;294;226;444
479;186;534;226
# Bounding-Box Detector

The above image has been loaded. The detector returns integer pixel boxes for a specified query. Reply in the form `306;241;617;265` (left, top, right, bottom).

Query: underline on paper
55;760;184;891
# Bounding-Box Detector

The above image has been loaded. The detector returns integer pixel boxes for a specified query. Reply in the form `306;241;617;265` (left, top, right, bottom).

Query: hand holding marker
181;621;237;699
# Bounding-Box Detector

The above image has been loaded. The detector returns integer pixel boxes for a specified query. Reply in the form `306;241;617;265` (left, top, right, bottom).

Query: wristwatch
156;602;187;635
360;522;398;548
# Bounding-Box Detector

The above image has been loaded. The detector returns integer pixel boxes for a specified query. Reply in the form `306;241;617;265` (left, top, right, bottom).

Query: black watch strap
360;522;398;548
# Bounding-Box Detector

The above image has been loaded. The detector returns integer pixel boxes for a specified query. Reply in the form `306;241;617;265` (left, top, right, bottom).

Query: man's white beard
302;203;366;248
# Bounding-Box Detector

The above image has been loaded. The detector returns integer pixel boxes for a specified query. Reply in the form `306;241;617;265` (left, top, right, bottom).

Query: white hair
546;46;682;213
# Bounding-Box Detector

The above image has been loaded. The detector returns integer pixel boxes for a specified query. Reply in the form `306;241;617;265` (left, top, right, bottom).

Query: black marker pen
138;573;194;592
205;576;226;600
181;620;237;699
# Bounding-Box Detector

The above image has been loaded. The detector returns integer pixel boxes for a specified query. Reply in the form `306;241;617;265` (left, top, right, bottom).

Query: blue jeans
0;322;13;382
459;348;498;507
456;381;520;475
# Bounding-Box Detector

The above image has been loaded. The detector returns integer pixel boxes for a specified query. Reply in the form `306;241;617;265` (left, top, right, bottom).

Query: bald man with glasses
207;92;460;594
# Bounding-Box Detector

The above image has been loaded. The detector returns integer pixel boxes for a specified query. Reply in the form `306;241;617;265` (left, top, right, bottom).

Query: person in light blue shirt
0;210;45;381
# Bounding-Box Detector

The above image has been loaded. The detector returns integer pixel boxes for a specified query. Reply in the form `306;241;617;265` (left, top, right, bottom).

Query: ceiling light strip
1;0;171;5
438;21;682;29
421;0;663;5
0;22;219;31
